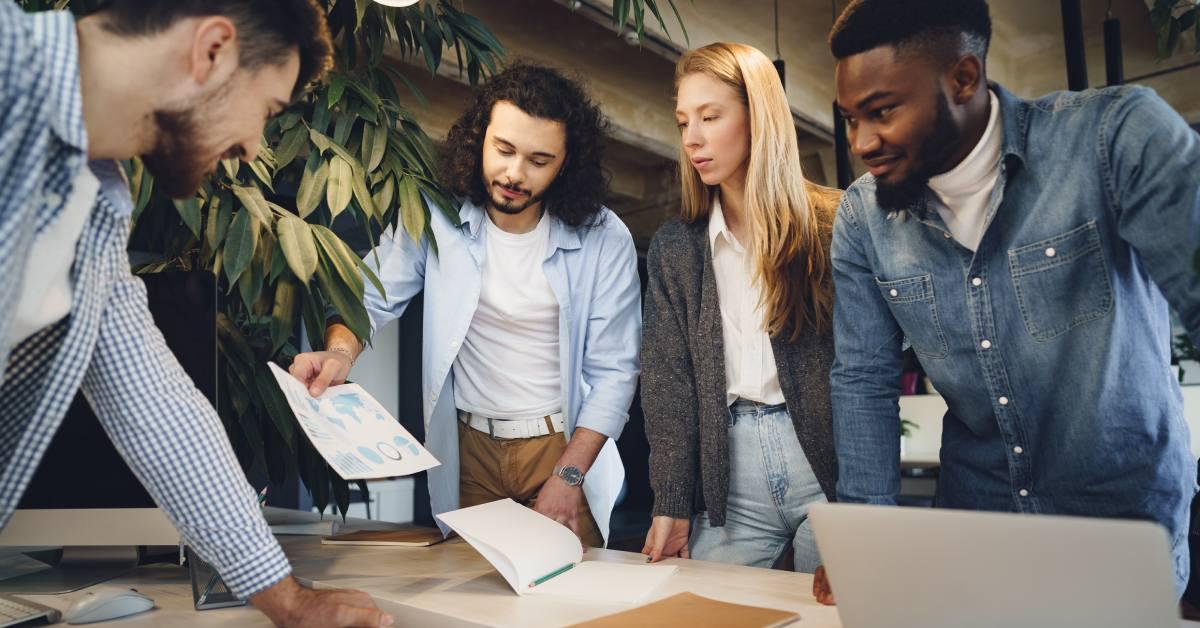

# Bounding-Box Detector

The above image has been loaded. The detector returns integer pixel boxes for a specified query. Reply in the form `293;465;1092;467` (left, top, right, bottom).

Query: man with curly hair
0;1;391;625
291;63;642;548
815;0;1200;603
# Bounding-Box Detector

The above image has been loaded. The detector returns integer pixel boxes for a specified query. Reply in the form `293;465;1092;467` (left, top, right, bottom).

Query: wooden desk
6;536;1198;627
1;535;836;627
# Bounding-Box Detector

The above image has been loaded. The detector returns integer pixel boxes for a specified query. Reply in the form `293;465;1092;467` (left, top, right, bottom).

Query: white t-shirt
8;167;99;349
452;210;562;419
928;89;1003;252
709;198;785;406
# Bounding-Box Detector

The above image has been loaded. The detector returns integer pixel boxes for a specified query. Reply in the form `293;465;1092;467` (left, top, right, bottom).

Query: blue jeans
689;400;827;572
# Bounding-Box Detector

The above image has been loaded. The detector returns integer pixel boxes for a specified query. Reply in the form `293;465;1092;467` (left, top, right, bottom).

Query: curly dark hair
94;0;333;97
440;63;610;228
829;0;991;67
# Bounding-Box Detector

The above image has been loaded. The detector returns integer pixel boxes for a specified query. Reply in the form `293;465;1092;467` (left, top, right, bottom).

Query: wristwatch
553;464;585;487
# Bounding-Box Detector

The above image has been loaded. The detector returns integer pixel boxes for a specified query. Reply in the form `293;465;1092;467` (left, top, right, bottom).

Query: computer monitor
0;271;216;593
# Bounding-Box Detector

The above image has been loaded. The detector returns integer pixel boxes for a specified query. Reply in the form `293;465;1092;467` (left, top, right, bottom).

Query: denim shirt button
889;289;899;297
1013;446;1024;454
981;339;992;349
999;396;1010;406
1044;247;1057;257
971;277;983;287
1019;489;1030;497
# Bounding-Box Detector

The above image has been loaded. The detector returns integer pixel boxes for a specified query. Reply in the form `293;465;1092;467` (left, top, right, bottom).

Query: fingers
813;566;837;606
644;527;666;563
334;604;393;627
288;353;320;386
679;545;690;559
309;357;345;397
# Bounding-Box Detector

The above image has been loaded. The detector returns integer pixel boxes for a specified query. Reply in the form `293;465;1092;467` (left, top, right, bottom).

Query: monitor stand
0;546;141;594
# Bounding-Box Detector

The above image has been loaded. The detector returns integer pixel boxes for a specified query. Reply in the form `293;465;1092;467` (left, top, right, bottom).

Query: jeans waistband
728;398;788;416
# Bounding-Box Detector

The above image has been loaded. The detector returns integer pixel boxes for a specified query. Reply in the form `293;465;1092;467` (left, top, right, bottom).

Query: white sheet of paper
267;362;439;480
436;499;676;604
530;560;677;605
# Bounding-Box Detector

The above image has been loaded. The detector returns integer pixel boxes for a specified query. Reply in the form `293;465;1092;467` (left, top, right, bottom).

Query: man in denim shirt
819;0;1200;598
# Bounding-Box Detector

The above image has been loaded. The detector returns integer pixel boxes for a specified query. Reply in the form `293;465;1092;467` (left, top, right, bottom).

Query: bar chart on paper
268;362;439;479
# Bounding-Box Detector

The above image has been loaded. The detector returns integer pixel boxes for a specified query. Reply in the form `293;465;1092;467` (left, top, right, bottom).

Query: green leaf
397;175;426;242
312;93;331;134
314;253;370;342
233;185;274;226
355;0;371;29
312;225;366;297
223;209;258;286
332;476;351;518
247;159;275;193
216;313;258;371
350;168;377;221
372;175;396;217
351;251;387;301
271;278;298;354
278;112;301;131
276;215;320;284
131;160;154;220
173;197;202;238
333;110;355;145
221;158;240;180
275;124;309;167
365;122;388;172
326;155;355;218
329;73;348;108
666;0;690;46
297;153;330;219
310;129;368;180
238;245;265;311
204;190;234;256
254;366;297;453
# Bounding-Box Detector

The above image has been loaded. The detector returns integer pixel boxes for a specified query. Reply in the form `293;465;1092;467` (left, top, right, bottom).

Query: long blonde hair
675;42;833;339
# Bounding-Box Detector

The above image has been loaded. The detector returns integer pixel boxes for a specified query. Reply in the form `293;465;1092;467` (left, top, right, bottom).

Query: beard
142;80;231;200
486;179;544;215
143;107;213;199
875;91;962;212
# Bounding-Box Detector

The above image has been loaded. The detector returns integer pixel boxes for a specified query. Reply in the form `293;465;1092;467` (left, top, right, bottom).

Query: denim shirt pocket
875;273;949;359
1007;220;1114;342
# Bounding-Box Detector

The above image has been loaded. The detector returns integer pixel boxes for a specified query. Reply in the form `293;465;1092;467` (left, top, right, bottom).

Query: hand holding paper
268;362;439;480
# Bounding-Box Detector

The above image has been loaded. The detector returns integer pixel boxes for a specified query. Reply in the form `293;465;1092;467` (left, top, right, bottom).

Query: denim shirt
831;83;1200;583
361;199;642;543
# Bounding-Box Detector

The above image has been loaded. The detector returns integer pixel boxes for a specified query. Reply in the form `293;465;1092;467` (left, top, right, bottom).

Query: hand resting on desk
812;565;836;606
251;575;393;627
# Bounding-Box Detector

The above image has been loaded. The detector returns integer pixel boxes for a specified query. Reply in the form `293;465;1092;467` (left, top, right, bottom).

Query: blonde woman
640;42;842;572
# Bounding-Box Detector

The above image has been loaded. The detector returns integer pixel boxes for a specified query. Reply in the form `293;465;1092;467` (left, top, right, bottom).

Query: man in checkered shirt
1;2;392;626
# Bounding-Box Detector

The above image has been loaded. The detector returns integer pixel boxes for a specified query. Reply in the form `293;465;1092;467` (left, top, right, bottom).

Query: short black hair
94;0;333;96
440;63;610;229
829;0;991;67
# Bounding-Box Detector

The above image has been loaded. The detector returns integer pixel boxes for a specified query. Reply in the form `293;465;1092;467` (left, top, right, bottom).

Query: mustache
493;181;530;196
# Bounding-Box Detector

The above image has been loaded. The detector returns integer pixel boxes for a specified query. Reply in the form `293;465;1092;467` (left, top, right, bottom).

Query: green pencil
528;562;576;588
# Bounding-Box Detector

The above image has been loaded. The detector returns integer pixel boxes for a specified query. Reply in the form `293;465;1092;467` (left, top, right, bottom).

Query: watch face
559;465;584;486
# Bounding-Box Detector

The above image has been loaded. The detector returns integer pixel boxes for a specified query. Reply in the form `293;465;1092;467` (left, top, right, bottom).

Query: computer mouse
64;587;155;624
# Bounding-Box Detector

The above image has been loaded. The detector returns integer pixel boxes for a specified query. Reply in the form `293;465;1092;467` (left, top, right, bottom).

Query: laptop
809;503;1180;628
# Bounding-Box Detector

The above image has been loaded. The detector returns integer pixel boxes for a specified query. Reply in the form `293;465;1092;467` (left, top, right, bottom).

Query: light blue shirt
363;199;642;543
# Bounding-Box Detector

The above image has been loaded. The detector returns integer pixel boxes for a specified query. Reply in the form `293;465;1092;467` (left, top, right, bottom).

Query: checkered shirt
0;4;291;598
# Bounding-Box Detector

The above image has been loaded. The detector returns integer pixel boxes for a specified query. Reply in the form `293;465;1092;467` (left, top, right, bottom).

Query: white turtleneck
928;89;1002;252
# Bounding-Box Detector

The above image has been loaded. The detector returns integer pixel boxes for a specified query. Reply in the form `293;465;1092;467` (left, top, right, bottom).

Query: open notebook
436;499;676;604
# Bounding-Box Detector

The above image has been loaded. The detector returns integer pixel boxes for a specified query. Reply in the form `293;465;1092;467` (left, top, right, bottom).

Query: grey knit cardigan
641;187;841;525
